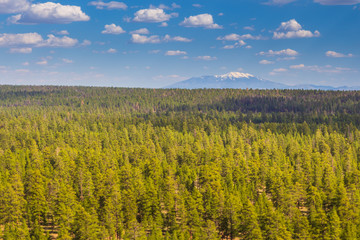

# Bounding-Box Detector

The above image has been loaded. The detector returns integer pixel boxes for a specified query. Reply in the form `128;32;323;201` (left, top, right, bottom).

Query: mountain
166;72;360;90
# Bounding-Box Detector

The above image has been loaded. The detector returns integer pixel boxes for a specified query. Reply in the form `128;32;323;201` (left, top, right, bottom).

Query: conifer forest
1;86;360;240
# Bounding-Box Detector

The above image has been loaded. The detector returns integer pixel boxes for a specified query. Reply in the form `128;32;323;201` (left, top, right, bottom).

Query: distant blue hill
165;72;360;90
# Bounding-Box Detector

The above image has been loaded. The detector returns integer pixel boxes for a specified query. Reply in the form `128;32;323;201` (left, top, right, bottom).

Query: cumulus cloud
165;50;187;56
273;19;320;39
0;33;43;46
163;35;192;42
259;60;275;64
130;34;192;44
326;51;353;58
38;35;78;47
314;0;360;5
258;49;299;56
9;48;32;54
180;14;222;29
222;40;247;49
217;33;263;41
133;8;174;23
102;24;126;34
0;33;78;48
195;56;217;61
9;2;90;24
130;28;150;35
88;1;127;10
0;0;30;14
130;34;161;44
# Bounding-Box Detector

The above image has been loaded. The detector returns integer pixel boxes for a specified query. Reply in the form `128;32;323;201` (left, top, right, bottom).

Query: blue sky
0;0;359;87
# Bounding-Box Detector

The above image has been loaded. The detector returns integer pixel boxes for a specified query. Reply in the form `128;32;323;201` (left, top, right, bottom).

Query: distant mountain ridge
166;72;360;90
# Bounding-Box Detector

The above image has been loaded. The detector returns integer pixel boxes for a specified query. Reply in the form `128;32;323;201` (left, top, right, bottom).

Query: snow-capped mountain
165;72;360;90
166;72;289;89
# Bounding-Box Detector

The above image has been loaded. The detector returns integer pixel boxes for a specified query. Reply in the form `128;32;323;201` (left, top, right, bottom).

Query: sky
0;0;359;88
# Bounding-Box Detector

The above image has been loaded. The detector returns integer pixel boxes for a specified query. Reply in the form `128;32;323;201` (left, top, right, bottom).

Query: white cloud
290;64;305;69
258;49;299;56
244;26;255;31
165;50;187;56
259;60;274;64
130;28;150;35
102;24;126;34
273;19;320;39
0;0;30;14
217;33;263;41
263;0;297;5
222;40;247;49
81;40;92;46
180;14;222;29
38;35;78;47
107;48;117;53
9;47;32;54
217;34;240;41
223;45;236;49
326;51;353;58
10;2;90;24
196;56;217;61
164;35;192;42
277;19;302;31
130;34;192;44
151;3;181;10
171;3;181;9
314;0;360;5
160;22;168;27
0;33;43;46
130;34;161;44
270;68;288;75
274;30;320;39
56;30;69;35
0;33;78;48
62;58;73;63
88;1;127;10
274;68;288;72
290;64;354;73
192;4;202;7
133;8;173;23
36;60;48;65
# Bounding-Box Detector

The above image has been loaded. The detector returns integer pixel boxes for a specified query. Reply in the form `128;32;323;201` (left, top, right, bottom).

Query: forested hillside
1;86;360;239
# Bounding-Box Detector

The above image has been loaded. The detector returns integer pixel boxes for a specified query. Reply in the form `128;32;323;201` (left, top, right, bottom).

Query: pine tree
239;199;263;240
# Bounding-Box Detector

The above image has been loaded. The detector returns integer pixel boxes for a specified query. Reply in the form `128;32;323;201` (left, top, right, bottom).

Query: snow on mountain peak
215;72;254;79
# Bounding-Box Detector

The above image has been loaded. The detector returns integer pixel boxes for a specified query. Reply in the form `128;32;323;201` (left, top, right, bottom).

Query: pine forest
1;86;360;240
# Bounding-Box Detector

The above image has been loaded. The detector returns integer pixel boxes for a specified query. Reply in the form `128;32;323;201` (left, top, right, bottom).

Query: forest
1;85;360;239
